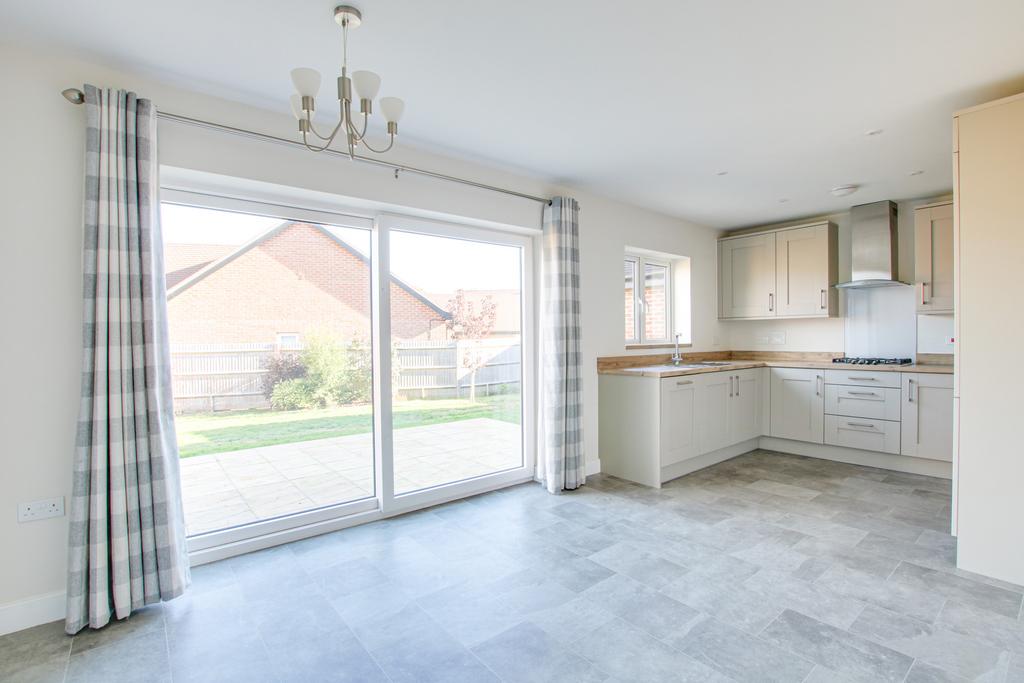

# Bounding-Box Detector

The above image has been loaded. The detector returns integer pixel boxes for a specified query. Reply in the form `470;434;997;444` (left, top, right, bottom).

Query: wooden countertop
598;358;954;378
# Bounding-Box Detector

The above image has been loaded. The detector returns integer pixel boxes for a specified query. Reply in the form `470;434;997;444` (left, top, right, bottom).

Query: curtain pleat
538;197;586;493
66;84;190;635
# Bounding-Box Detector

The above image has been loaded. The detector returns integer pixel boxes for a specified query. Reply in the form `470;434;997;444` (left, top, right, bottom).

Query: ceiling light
289;5;405;157
831;184;859;197
778;198;789;203
865;129;884;136
715;171;729;176
909;170;924;176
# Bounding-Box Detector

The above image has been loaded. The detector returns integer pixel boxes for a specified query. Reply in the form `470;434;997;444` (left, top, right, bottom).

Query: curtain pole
61;87;552;206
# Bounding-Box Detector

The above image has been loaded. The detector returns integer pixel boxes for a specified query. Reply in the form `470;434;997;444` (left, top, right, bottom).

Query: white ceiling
4;0;1024;228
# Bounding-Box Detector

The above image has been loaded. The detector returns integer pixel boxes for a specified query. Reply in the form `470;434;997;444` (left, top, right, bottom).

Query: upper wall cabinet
718;221;838;320
914;202;954;314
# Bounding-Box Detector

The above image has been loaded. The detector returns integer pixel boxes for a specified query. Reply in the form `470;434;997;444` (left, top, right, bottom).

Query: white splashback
843;286;917;358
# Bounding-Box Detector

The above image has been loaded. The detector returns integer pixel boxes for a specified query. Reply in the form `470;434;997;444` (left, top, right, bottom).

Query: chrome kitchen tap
671;333;683;365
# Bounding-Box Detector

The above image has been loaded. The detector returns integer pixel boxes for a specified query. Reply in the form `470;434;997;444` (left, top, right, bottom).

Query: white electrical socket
755;334;770;345
18;497;64;523
769;331;787;345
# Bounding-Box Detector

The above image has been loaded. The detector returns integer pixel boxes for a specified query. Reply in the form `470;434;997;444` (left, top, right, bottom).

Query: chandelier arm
358;132;395;154
308;115;346;144
348;111;368;140
300;128;333;153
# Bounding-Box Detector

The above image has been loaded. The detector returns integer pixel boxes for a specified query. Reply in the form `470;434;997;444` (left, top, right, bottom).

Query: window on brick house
625;255;672;344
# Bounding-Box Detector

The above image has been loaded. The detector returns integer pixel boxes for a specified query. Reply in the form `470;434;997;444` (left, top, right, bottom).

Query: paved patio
179;418;522;535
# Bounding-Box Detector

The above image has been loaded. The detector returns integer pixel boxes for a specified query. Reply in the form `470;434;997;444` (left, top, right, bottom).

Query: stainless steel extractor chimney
835;200;910;289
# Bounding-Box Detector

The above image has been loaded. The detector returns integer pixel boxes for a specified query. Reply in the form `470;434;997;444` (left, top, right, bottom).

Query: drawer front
824;369;901;389
825;415;901;454
825;385;901;421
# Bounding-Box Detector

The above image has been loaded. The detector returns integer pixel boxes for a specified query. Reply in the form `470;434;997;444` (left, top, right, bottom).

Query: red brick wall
167;223;447;345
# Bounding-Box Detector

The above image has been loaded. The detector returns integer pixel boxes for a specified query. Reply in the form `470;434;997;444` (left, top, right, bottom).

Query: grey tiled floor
5;449;1024;682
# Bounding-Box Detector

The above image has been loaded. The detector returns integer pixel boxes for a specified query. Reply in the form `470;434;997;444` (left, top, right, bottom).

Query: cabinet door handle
728;376;734;397
850;376;878;381
846;421;878;430
908;378;915;402
820;289;827;309
676;380;693;386
816;374;823;396
768;293;774;312
921;282;928;306
847;391;877;397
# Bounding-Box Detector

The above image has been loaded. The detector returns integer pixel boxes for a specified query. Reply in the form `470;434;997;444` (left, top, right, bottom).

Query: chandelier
289;5;404;157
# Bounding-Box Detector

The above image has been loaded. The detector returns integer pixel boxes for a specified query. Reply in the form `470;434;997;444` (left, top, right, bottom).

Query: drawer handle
676;380;693;386
850;377;879;381
846;421;877;430
847;391;877;397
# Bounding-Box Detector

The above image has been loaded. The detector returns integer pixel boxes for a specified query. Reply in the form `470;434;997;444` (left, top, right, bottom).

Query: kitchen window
624;254;673;345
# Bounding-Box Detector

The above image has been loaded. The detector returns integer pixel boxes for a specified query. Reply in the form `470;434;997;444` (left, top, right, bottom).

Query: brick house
166;221;451;345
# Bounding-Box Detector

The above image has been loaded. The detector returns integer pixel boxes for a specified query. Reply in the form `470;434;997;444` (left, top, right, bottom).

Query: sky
161;203;521;293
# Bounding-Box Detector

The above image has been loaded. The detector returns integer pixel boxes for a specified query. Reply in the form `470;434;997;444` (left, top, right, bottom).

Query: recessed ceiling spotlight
865;128;884;136
831;184;859;197
778;198;789;203
715;171;729;176
909;170;924;176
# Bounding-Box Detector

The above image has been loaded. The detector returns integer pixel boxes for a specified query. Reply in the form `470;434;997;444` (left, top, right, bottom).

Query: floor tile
849;603;1008;681
816;564;946;623
67;629;171;683
0;620;70;683
574;618;730;682
582;573;701;639
472;622;608;682
761;609;914;683
889;561;1023;618
666;614;815;682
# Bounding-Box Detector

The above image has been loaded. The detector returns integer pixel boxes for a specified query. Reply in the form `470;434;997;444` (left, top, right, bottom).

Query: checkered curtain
66;85;190;635
538;197;586;493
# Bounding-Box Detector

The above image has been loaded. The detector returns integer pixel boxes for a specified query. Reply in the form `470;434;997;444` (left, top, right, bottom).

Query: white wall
0;43;721;624
721;195;953;355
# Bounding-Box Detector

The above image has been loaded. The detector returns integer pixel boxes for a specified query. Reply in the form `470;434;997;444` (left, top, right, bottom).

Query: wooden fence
170;339;521;413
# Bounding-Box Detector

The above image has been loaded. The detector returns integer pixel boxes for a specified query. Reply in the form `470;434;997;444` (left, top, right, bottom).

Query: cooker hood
835;200;911;289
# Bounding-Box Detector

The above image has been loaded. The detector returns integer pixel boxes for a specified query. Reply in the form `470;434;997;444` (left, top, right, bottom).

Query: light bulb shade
380;97;405;123
290;67;322;98
352;71;381;101
289;94;303;120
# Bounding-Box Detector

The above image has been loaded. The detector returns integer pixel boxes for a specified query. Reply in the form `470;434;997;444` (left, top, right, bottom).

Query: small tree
445;290;497;401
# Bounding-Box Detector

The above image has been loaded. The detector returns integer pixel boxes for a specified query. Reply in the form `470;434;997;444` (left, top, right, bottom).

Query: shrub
262;353;306;398
268;335;373;410
270;377;321;410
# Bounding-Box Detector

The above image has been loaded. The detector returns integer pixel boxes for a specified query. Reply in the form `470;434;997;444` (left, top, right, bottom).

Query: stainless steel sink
632;362;733;372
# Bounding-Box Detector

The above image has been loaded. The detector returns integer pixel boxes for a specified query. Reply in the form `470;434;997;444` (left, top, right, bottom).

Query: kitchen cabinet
769;367;824;443
719;232;776;319
719;222;837;320
914;202;954;314
776;224;838;317
660;376;698;467
696;372;733;454
901;373;953;462
696;368;763;454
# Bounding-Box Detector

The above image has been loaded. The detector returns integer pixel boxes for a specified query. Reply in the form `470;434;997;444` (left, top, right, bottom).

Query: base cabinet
697;369;762;455
660;377;698;467
769;368;824;443
901;373;954;461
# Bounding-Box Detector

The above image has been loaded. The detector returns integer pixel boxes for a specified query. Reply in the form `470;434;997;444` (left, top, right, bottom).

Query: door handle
735;375;741;397
728;376;734;397
908;378;915;402
820;289;827;309
676;380;693;386
815;374;823;396
768;293;774;312
921;282;929;306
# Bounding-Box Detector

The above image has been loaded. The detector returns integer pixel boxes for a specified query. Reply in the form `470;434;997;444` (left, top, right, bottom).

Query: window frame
625;253;674;346
159;185;537;563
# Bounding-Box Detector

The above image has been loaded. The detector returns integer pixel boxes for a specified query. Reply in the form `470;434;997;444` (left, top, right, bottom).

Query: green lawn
175;394;521;458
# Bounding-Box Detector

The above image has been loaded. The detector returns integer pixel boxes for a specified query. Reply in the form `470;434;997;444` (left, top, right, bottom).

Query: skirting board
0;590;64;637
759;436;952;479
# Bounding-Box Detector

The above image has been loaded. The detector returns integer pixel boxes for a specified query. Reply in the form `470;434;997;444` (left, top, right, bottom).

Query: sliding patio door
382;217;532;504
160;191;534;553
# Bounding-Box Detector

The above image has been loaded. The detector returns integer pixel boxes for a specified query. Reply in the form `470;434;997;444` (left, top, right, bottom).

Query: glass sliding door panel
160;203;375;536
388;229;524;495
